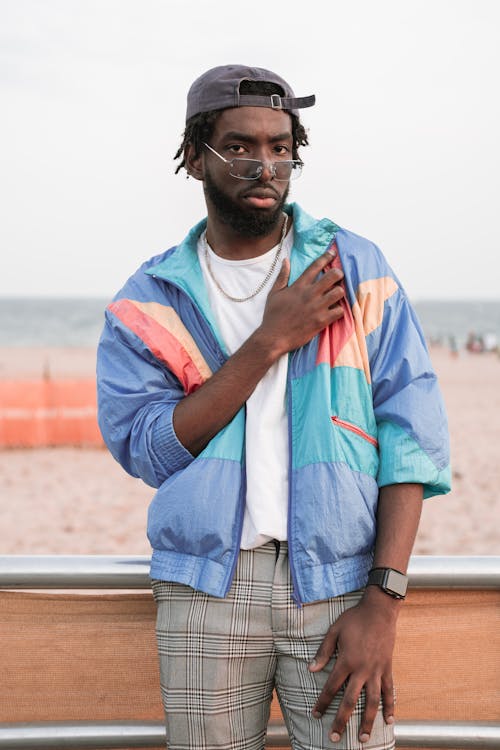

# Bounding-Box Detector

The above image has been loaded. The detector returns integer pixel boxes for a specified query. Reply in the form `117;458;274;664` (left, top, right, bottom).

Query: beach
0;344;499;556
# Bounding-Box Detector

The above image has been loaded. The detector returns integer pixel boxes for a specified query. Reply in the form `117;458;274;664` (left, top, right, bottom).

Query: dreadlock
174;80;310;175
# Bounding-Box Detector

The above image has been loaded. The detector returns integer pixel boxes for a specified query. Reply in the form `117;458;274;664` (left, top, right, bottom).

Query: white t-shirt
197;225;294;549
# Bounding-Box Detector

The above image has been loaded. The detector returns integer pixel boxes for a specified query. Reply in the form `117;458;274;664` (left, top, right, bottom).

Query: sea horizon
0;296;499;350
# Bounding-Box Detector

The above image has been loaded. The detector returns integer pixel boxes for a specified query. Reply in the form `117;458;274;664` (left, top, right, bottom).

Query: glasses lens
228;158;303;181
274;161;303;181
229;159;263;180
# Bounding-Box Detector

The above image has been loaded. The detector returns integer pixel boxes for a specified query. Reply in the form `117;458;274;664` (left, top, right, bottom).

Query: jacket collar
286;203;339;283
146;202;340;304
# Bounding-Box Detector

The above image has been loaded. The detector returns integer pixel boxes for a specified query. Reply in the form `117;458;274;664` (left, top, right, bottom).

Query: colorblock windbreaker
97;203;450;605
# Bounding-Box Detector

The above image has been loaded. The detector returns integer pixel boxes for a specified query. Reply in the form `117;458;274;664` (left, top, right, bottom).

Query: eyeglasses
203;142;303;181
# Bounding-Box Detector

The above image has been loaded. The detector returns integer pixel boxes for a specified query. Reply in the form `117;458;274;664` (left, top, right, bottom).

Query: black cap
186;64;316;121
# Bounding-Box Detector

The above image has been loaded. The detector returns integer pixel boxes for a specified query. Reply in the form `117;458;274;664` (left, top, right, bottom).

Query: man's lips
241;188;280;209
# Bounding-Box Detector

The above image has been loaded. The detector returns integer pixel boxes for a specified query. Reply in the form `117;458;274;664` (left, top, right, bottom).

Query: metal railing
0;719;499;749
1;554;499;749
0;554;498;589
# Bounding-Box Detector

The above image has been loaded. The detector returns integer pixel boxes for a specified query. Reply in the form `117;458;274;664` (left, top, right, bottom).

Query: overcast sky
1;0;499;301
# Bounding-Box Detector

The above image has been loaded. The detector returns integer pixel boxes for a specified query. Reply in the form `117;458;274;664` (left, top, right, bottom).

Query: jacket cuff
151;405;195;475
377;421;451;499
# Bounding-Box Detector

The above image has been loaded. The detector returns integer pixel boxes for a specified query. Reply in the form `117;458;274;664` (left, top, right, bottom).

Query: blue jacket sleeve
367;286;451;498
97;308;195;488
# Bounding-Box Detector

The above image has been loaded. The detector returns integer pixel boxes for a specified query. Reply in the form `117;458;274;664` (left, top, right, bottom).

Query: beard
204;170;289;237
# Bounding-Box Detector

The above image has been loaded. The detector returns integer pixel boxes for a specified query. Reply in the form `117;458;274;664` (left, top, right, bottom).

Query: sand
0;345;499;556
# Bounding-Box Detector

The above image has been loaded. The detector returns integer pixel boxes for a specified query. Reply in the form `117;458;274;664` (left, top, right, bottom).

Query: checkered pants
152;541;395;750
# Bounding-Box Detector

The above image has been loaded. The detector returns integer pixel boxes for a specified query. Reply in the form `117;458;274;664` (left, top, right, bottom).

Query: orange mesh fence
0;379;103;447
0;592;162;723
0;591;500;721
392;589;499;722
0;588;498;746
0;591;164;750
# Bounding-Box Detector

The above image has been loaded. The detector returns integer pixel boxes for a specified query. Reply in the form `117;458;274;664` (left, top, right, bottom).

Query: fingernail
312;709;322;719
326;249;336;257
386;715;395;725
360;733;370;743
329;731;341;742
308;658;317;669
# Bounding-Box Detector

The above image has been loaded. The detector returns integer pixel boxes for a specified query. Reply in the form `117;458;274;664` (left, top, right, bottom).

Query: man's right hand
257;248;345;358
173;248;345;456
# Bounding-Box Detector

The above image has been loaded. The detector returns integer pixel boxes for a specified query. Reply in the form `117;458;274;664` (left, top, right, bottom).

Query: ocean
0;297;499;350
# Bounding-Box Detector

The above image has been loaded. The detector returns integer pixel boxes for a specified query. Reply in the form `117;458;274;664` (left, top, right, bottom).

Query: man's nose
258;161;276;182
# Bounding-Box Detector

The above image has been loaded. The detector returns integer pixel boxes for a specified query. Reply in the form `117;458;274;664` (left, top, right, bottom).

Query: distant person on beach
449;334;459;358
97;65;450;750
466;331;485;353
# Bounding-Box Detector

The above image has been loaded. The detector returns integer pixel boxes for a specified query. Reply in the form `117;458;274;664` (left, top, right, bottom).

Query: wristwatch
367;567;408;600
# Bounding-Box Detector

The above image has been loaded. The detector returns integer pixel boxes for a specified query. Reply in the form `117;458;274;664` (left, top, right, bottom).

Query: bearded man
97;64;450;750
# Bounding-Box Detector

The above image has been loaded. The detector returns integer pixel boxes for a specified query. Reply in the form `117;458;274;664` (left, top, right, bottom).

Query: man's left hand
309;586;399;744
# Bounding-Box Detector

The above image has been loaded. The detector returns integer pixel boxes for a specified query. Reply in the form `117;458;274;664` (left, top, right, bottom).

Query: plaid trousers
152;541;395;750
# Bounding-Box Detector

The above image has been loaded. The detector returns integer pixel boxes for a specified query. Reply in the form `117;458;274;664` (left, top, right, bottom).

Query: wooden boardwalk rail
0;555;499;750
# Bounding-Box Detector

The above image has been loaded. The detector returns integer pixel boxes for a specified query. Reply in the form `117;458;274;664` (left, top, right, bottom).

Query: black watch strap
367;567;408;600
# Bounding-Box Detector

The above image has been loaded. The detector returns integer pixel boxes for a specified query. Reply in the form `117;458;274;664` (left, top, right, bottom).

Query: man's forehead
212;106;293;139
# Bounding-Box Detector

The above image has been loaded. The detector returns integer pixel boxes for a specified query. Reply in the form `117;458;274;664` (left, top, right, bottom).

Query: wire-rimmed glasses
203;142;303;181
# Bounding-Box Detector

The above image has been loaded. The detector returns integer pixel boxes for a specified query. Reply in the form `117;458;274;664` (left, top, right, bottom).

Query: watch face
385;569;408;598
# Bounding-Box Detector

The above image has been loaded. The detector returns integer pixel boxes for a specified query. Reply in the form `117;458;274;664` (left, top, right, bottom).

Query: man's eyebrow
221;131;293;143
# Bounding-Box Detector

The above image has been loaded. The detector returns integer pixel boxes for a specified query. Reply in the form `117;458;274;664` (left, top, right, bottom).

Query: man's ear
185;143;204;181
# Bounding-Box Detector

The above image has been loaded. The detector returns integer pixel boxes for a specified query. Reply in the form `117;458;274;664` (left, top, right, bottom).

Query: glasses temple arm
203;142;229;164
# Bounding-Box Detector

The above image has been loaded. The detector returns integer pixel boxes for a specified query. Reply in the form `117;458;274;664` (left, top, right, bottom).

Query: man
97;65;450;750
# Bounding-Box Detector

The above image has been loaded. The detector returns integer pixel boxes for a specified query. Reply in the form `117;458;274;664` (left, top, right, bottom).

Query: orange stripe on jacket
340;276;399;382
109;299;212;395
316;255;399;383
356;276;398;336
316;243;358;371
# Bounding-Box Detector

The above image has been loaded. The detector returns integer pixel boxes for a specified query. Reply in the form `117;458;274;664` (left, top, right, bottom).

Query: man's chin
209;200;283;237
227;206;284;237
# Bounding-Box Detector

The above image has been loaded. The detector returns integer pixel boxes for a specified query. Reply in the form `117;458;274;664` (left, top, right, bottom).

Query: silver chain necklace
202;213;288;303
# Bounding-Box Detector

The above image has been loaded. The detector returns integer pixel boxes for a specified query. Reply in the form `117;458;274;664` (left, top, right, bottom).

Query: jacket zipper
331;416;378;448
287;352;303;607
287;235;339;607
